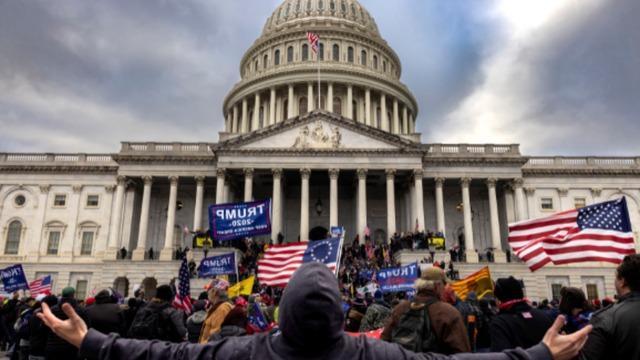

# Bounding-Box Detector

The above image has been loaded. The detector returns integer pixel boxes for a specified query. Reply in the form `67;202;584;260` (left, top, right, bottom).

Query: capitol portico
1;0;639;301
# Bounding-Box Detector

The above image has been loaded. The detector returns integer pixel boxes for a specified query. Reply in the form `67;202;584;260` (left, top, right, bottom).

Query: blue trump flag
376;262;419;293
209;199;271;241
0;264;29;293
198;253;236;278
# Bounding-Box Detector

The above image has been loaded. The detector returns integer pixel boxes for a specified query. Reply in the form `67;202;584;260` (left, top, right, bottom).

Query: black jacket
78;263;554;360
580;291;640;360
86;303;127;336
490;302;553;352
46;298;90;359
28;308;48;356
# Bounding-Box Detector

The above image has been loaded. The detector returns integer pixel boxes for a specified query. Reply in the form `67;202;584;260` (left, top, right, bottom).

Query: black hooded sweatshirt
78;262;553;360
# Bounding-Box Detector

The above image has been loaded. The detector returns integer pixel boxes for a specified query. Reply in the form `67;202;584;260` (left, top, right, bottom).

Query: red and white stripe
306;32;319;53
508;209;635;271
257;242;336;287
29;276;52;296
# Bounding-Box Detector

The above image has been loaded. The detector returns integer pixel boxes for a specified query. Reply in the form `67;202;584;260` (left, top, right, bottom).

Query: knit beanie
494;277;524;302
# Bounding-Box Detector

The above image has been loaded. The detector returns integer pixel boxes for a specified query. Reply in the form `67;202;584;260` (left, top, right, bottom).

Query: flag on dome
172;256;193;314
258;237;341;287
306;32;319;53
508;197;636;271
29;275;52;296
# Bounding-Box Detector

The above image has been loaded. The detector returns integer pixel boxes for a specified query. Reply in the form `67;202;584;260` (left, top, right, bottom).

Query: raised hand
37;302;88;348
542;315;592;360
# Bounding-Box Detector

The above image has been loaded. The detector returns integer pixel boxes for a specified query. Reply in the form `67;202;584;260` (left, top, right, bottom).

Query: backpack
128;303;177;341
391;298;439;353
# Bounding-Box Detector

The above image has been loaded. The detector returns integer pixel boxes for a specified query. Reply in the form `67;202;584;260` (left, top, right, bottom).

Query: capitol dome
222;0;419;140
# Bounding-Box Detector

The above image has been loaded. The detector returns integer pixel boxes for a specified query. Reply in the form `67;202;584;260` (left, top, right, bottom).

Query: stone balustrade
526;156;640;168
425;144;521;156
119;142;213;154
0;153;115;164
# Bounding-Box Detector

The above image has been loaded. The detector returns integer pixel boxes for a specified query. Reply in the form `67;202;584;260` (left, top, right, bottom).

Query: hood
188;310;207;324
278;262;344;352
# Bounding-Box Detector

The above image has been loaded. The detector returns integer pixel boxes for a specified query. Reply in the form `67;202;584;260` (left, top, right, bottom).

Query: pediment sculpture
292;121;342;149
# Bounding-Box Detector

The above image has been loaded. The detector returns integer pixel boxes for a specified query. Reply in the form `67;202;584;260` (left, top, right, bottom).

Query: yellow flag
228;276;255;298
450;267;493;301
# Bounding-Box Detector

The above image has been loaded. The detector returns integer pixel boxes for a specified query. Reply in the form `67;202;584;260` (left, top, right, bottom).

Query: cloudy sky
1;0;638;155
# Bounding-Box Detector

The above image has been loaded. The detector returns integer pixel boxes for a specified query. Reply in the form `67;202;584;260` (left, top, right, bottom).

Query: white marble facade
0;0;638;300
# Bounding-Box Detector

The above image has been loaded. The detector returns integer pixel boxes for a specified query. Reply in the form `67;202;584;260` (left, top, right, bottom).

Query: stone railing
119;142;213;155
425;144;521;156
0;153;115;164
526;156;640;168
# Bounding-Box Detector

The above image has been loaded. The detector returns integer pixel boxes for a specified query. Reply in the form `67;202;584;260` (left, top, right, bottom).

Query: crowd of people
0;235;638;360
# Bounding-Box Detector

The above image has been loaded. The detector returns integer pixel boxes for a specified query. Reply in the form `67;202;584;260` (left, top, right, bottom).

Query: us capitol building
0;0;638;300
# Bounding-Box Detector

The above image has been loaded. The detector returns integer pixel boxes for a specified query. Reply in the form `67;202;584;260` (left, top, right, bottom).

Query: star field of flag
577;198;631;232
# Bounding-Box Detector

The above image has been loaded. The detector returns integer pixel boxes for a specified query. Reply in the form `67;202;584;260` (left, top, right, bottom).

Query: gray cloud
0;0;638;156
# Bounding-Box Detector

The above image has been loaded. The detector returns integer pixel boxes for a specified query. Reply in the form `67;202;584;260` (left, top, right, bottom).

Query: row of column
226;83;415;135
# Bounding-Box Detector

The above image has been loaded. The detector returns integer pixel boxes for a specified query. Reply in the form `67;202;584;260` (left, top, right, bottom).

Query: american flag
508;198;636;271
172;256;193;314
306;32;319;53
258;237;341;287
29;275;52;296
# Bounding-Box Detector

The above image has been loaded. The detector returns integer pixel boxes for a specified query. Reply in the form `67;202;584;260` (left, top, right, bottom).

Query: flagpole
317;45;321;111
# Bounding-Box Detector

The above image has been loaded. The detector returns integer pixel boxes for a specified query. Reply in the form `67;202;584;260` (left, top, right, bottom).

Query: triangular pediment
217;111;420;152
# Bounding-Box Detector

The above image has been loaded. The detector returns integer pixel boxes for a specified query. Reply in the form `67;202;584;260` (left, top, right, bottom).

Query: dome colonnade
222;0;419;137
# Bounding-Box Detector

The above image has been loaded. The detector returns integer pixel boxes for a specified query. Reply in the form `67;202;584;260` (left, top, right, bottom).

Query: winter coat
45;298;91;359
77;262;554;360
359;301;390;332
186;310;207;343
382;293;471;354
490;301;553;352
28;308;48;357
580;291;640;360
86;303;127;336
198;301;233;344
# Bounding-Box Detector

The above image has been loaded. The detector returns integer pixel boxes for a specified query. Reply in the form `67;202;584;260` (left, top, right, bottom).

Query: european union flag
302;237;341;265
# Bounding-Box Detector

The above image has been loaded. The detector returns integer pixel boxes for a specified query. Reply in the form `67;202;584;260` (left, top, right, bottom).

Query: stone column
215;168;226;204
244;168;254;202
393;99;400;134
402;106;409;134
271;169;283;242
413;170;425;232
300;168;311;242
193;176;205;231
327;83;333;112
513;178;527;221
380;93;388;131
347;85;353;119
409;182;416;230
232;105;239;133
241;98;249;133
365;89;371;126
357;169;368;240
269;87;276;126
106;176;126;259
133;176;152;260
160;176;179;261
386;169;396;240
525;187;537;220
288;84;294;118
487;178;506;263
461;177;478;263
252;93;261;130
307;83;314;112
434;177;446;235
329;169;339;228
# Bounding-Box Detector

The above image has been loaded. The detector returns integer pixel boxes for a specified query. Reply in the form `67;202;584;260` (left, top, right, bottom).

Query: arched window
283;100;289;120
287;46;294;63
299;97;308;115
4;220;21;255
376;107;381;128
263;54;268;69
383;60;387;72
373;55;378;70
319;43;324;60
248;110;254;131
361;50;367;66
302;44;309;61
318;0;324;10
274;49;281;65
254;59;259;72
333;44;340;61
347;47;354;63
259;106;265;128
352;100;358;120
333;97;342;115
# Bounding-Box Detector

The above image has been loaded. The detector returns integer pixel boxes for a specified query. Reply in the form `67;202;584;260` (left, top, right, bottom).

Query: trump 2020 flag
508;197;636;271
258;237;341;287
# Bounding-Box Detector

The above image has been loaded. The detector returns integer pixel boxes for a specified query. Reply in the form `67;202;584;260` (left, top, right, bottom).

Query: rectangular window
574;197;586;209
75;280;88;300
86;195;99;208
53;194;66;207
586;284;599;301
540;197;554;211
47;231;60;255
551;284;563;301
80;231;94;255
